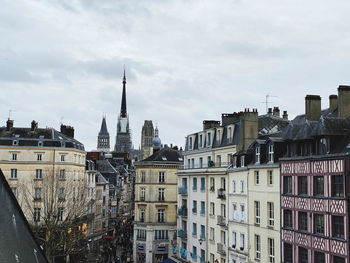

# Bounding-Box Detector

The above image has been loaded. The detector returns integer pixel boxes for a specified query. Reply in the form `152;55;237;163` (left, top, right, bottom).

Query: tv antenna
262;94;277;113
8;109;12;119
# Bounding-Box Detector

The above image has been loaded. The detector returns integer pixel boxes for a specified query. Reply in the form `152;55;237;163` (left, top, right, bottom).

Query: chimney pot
283;111;288;120
268;108;272;115
6;119;13;131
273;107;280;117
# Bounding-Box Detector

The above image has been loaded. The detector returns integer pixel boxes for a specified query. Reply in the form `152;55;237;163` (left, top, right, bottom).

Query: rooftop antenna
261;94;277;113
60;116;64;125
8;109;11;119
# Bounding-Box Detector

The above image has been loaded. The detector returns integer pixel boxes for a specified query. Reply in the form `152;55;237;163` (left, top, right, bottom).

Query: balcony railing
136;236;146;241
178;208;188;217
217;215;226;227
180;162;233;170
178;229;187;239
218;188;226;199
217;243;226;255
200;257;205;263
178;187;188;195
190;253;197;259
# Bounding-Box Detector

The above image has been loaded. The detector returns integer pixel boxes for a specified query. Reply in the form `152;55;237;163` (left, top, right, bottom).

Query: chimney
60;124;74;138
329;95;338;112
283;111;288;120
338;86;350;118
305;95;321;121
238;108;258;151
203;120;220;130
268;108;272;115
273;107;280;117
221;113;240;126
31;120;38;131
6;119;13;131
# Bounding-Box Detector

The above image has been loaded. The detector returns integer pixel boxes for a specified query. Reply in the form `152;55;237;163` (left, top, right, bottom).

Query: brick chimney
6;119;13;131
338;86;350;118
305;95;321;121
273;107;280;117
282;111;288;120
203;120;220;130
268;108;272;115
60;124;74;138
329;95;338;112
238;108;258;151
31;120;38;131
221;113;239;126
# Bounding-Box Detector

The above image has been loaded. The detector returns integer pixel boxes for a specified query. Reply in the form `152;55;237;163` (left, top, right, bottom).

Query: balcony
217;243;226;255
178;229;187;239
217;215;227;227
190;252;197;260
136;236;146;241
178;187;188;195
200;257;205;263
192;208;197;214
178;208;188;217
217;188;226;199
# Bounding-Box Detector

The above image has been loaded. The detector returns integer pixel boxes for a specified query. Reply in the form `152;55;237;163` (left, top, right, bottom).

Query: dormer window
207;133;211;146
199;134;203;148
233;156;237;168
268;144;274;163
255;146;260;164
227;127;232;142
217;129;221;144
241;156;245;167
189;137;193;150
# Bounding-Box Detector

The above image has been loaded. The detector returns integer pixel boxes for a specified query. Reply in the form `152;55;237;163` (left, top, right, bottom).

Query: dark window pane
332;216;344;239
315;252;325;263
284;243;293;263
332;175;344;197
298;176;307;195
284;210;293;228
334;256;345;263
299;247;308;263
314;214;324;235
313;176;324;196
283;176;292;194
298;212;307;232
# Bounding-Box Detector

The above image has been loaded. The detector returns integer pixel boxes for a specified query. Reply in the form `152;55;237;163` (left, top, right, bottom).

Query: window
37;154;42;161
268;238;275;263
298;212;307;232
200;177;205;191
189;137;193;149
158;209;165;222
60;155;65;162
207;156;212;167
255;201;260;224
284;210;293;228
199;134;203;147
192;223;197;236
188;159;191;169
221;177;226;190
200;225;205;239
240;233;245;249
193;200;197;213
240;180;244;193
314;214;324;235
314;252;325;263
299;247;308;263
232;231;236;246
255;235;260;259
35;169;42;179
268;202;274;227
284;243;293;263
34;208;40;222
141;171;145;183
221;230;226;245
59;169;65;180
207;133;211;146
155;230;168;240
140;209;145;222
334;256;345;263
332;175;344;197
298;176;307;195
200;249;205;262
283;176;292;194
268;170;273;186
255;171;260;185
210;202;214;216
12;153;17;161
158;188;165;201
233;156;237;168
240;205;245;221
191;158;194;168
332;216;344;239
255;146;260;164
210;177;215;191
140;188;145;201
200;201;205;215
216;155;221;167
314;176;324;196
241;155;245;167
232;180;236;193
268;144;274;163
159;171;165;183
34;188;42;200
192;246;197;257
59;188;65;200
11;169;17;179
210;227;215;241
58;207;64;221
199;157;203;168
193;177;197;190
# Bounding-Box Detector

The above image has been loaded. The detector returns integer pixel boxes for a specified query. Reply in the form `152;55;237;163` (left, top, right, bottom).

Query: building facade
141;120;154;160
134;146;183;263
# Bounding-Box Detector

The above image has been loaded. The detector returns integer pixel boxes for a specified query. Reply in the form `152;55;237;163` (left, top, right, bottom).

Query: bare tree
19;168;89;263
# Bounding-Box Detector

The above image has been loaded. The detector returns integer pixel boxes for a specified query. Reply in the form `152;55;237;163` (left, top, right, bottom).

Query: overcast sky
2;0;350;150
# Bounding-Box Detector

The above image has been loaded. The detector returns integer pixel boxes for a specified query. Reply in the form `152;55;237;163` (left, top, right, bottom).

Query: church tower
114;69;132;153
140;120;154;160
97;116;110;152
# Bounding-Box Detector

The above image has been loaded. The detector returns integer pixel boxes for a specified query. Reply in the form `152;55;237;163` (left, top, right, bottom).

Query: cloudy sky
1;0;350;150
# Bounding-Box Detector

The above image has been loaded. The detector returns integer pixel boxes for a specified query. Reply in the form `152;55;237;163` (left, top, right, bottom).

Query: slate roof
0;127;85;150
258;114;290;136
0;169;48;263
136;146;183;164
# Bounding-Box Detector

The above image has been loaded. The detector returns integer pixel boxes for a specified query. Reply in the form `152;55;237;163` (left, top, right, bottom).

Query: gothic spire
120;69;127;118
99;115;109;135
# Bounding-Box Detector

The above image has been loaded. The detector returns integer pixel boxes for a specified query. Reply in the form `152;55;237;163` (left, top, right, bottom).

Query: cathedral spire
99;115;109;135
120;69;127;118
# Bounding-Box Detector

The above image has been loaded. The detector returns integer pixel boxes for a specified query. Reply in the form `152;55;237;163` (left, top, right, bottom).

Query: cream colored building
0;120;86;226
133;146;183;263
